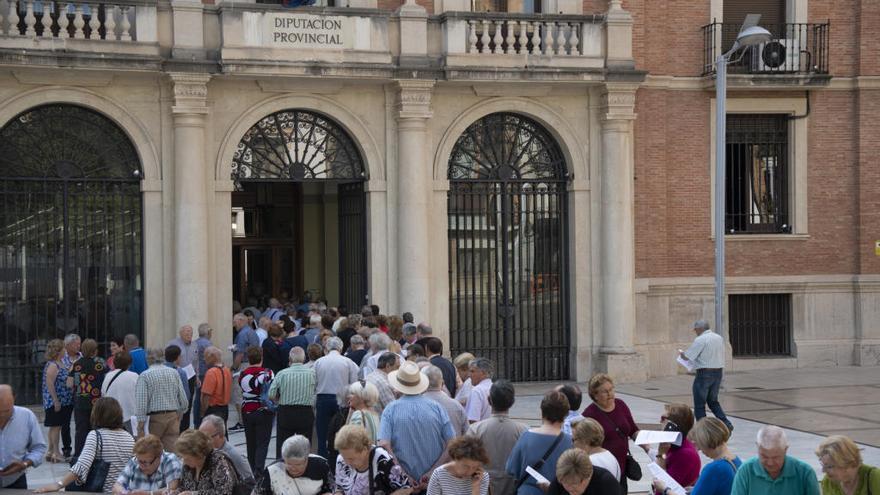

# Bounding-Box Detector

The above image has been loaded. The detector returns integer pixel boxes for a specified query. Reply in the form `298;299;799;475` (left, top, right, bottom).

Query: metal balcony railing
702;21;829;76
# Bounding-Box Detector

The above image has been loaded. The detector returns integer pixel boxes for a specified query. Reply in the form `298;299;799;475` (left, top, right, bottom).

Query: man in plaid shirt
134;349;189;452
112;434;182;494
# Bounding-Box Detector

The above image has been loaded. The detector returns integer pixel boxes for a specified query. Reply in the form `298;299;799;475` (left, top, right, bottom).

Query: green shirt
821;465;880;495
731;455;820;495
268;364;316;407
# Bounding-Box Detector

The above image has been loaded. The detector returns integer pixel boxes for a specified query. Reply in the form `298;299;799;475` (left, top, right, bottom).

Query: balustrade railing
0;0;152;41
466;16;585;56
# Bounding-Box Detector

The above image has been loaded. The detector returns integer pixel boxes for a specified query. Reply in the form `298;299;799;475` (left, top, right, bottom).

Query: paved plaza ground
5;365;879;493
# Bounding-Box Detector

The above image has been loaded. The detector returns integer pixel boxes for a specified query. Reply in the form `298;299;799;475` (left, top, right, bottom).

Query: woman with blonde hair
346;381;381;442
334;425;411;495
571;418;620;481
815;435;880;495
653;417;741;495
453;353;475;406
546;448;620;495
41;339;74;463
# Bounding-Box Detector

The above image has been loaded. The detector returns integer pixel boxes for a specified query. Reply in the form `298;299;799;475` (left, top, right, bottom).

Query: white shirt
255;327;268;346
314;350;359;395
465;378;492;422
590;450;621;481
101;369;139;423
684;329;726;369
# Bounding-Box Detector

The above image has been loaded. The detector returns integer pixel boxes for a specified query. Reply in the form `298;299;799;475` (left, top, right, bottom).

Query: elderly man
193;322;213;427
125;333;148;374
60;333;81;459
0;385;47;489
423;365;468;436
134;348;189;451
264;297;285;321
365;351;400;413
731;425;819;495
232;312;259;432
269;346;316;460
199;415;255;487
344;334;368;366
168;325;199;431
678;319;734;431
423;337;457;397
314;336;358;458
401;322;418;352
466;380;528;495
300;314;322;345
200;346;232;424
360;332;392;378
414;322;433;347
466;357;494;423
379;361;454;491
256;316;272;346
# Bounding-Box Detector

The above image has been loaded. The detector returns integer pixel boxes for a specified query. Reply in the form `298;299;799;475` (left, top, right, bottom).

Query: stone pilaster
169;73;211;331
597;83;646;382
395;80;434;322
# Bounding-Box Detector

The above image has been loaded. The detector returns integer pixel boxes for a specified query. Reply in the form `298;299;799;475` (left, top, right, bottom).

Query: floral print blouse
335;446;411;495
175;449;236;495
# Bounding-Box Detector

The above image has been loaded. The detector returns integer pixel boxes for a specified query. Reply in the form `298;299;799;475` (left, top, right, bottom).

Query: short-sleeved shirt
378;394;455;481
314;350;359;395
506;430;573;495
466;379;492;423
365;370;397;413
689;456;741;495
661;438;701;493
269;364;316;406
257;456;333;495
731;455;820;495
335;446;410;495
167;337;199;374
240;366;273;414
546;465;620;495
115;451;182;491
235;326;260;360
72;356;108;410
467;413;528;495
582;399;638;473
202;365;232;406
427;463;490;495
820;464;880;495
684;329;726;369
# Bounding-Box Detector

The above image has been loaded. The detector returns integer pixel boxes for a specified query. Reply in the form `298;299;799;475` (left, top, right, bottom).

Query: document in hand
526;466;550;485
676;353;695;372
648;462;687;495
635;430;683;446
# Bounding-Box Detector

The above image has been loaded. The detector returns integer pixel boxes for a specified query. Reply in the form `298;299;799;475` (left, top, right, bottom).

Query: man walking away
679;319;734;432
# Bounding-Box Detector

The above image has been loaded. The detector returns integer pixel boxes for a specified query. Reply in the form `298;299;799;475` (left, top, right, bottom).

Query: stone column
169;73;211;330
395;80;434;321
597;83;645;381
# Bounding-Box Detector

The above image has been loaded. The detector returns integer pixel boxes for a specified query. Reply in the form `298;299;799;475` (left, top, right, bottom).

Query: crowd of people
0;301;876;495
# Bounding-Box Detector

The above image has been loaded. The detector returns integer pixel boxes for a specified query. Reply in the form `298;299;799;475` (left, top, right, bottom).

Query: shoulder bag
514;432;565;490
66;431;110;492
597;407;642;481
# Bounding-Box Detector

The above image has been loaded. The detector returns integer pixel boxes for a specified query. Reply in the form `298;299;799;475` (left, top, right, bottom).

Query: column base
596;351;647;384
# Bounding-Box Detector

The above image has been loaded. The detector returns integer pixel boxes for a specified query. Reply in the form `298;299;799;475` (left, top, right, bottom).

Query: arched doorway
231;109;367;312
447;112;569;381
0;104;144;403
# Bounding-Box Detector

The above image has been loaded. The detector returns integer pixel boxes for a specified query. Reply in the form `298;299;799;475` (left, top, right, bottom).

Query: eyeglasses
137;456;159;466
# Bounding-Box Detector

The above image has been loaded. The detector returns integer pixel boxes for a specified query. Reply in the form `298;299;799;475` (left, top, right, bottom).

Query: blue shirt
196;337;212;380
692;457;742;495
165;362;191;401
129;347;148;374
506;431;573;495
379;394;454;481
235;326;260;359
731;455;820;495
0;406;47;487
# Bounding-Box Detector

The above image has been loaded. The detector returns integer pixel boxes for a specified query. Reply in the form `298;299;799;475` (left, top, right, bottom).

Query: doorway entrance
231;110;367;311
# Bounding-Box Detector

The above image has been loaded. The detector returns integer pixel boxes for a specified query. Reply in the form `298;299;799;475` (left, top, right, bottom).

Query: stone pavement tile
814;429;880;448
815;404;880;423
650;393;787;413
737;408;879;432
739;386;880;408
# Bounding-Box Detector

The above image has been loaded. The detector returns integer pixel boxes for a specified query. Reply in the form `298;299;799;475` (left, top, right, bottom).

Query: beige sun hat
387;361;429;395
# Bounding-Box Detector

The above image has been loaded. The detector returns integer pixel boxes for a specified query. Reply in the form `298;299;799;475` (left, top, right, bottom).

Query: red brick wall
857;89;880;273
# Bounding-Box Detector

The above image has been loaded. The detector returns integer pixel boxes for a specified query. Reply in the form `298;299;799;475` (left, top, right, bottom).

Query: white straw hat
387;361;429;395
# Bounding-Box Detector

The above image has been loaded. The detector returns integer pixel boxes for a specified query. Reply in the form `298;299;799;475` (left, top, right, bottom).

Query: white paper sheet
648;462;687;495
636;430;683;446
525;466;550;485
676;354;695;372
182;364;196;380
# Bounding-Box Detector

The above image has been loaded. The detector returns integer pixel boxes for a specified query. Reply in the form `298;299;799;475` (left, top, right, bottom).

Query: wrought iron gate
0;105;144;404
338;182;368;312
447;113;570;382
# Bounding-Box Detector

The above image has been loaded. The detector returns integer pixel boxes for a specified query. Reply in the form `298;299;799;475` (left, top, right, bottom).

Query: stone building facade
0;0;876;401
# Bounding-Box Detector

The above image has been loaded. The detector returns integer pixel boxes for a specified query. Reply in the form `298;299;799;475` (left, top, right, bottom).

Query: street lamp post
714;21;772;338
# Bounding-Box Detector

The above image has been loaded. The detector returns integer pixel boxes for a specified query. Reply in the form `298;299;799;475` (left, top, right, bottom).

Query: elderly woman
347;381;381;442
506;390;574;495
101;350;139;434
256;435;333;495
546;448;621;495
652;403;700;494
572;418;620;481
453;352;476;407
655;417;740;495
815;435;880;495
112;434;182;495
334;425;411;495
70;338;108;456
427;435;490;495
35;397;135;493
174;429;236;494
581;373;640;494
41;338;74;463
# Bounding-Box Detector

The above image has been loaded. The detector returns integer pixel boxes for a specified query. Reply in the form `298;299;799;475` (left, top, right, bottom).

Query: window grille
729;294;792;357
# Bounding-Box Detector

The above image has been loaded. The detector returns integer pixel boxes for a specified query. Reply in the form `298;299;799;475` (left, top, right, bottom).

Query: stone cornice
168;72;210;114
396;80;434;120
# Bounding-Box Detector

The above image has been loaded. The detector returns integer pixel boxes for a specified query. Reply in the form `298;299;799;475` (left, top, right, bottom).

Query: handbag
514;433;565;490
66;430;110;492
597;408;642;481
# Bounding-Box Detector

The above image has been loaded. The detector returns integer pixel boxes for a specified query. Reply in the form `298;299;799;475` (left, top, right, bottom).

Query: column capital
169;72;211;115
396;80;434;120
600;83;638;122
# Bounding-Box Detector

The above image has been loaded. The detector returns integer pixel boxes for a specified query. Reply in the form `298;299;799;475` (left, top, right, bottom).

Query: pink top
659;438;701;493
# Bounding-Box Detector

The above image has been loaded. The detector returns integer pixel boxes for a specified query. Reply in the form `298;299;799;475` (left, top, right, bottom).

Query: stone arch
216;94;383;183
0;87;161;182
433;97;586;182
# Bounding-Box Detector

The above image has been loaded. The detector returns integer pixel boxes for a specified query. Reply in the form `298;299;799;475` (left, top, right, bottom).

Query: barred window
725;114;790;234
729;294;792;357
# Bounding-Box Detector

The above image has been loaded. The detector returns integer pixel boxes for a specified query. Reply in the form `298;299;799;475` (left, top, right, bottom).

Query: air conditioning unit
751;39;800;73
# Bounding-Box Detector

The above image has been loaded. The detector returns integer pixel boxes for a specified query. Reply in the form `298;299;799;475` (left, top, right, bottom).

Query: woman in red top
653;403;701;494
239;346;274;473
581;373;640;495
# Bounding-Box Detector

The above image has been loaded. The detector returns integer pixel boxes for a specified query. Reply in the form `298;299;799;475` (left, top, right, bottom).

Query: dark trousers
74;406;92;457
60;405;73;456
276;405;314;460
693;368;732;428
192;381;204;428
4;473;27;489
180;376;196;431
205;404;229;437
620;475;628;495
244;409;274;473
314;394;338;459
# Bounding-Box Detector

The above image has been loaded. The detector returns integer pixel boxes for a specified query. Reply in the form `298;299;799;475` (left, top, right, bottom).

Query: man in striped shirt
134;348;189;452
268;346;316;461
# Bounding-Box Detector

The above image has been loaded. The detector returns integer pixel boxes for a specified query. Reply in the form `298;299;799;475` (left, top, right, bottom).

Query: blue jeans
693;368;732;428
315;394;338;459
